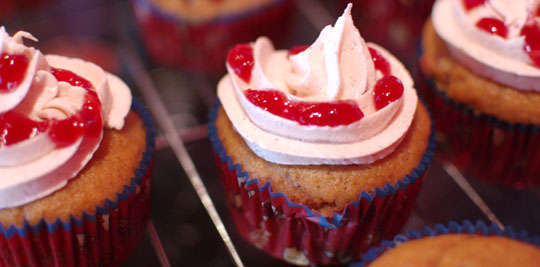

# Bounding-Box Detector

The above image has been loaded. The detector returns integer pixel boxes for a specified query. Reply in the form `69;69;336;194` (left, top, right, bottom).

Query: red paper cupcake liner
419;74;540;188
353;220;540;266
131;0;293;75
0;98;156;266
208;102;435;265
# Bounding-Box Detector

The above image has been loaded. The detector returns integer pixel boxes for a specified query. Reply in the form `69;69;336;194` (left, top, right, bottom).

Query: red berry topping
368;47;391;75
521;22;540;68
289;45;309;55
0;67;102;148
50;68;102;146
227;44;254;83
51;67;93;90
463;0;485;10
0;111;48;146
48;115;85;148
0;53;29;93
79;91;103;136
373;75;404;110
476;17;508;38
521;20;540;68
245;89;364;127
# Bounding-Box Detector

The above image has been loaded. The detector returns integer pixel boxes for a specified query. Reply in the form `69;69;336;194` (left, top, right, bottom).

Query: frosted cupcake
420;0;540;187
210;4;434;265
0;27;155;266
355;220;540;267
131;0;292;74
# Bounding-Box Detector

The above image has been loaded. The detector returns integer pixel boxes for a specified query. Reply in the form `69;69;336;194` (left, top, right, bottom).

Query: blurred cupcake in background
354;220;540;267
131;0;293;75
420;0;540;187
335;0;435;68
0;0;53;19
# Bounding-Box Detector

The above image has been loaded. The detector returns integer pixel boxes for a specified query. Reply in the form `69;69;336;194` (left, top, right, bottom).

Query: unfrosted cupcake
0;27;155;266
420;0;540;187
209;4;434;265
131;0;292;74
355;221;540;267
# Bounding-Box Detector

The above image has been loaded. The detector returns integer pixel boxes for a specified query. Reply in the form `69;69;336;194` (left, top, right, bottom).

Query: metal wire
121;47;245;267
147;221;171;267
441;161;505;230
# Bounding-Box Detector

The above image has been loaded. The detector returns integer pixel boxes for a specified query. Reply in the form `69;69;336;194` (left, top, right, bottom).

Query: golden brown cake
0;111;146;227
369;234;540;267
215;102;431;217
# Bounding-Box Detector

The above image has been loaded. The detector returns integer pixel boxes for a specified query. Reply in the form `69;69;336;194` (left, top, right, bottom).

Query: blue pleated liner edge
420;55;540;134
0;97;156;239
131;0;289;25
208;100;436;229
351;220;540;267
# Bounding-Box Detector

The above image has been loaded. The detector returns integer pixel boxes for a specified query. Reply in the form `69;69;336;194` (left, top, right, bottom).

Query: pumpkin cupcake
356;220;540;267
210;4;434;265
0;27;155;266
420;0;540;187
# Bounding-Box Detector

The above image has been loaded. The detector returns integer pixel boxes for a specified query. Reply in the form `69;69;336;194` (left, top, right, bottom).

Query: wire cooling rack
4;0;539;266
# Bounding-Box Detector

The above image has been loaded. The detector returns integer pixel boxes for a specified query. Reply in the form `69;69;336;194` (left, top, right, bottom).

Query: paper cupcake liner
208;101;435;265
0;98;156;267
352;220;540;266
131;0;293;75
420;75;540;188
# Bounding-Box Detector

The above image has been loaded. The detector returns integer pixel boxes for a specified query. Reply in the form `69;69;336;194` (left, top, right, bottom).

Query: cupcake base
355;220;540;266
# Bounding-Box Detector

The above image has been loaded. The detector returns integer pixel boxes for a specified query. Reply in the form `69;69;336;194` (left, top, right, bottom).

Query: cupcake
0;27;155;266
420;0;540;187
131;0;293;75
209;4;434;265
355;220;540;267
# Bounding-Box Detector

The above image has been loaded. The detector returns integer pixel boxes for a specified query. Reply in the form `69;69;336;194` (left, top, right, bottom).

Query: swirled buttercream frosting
217;4;418;165
0;27;131;208
432;0;540;91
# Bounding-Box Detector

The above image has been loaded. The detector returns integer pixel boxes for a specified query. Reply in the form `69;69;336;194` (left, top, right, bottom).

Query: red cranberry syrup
227;44;254;83
245;89;364;127
50;68;102;148
0;67;102;148
520;21;540;68
373;75;404;111
368;47;390;75
289;45;309;56
476;17;508;38
0;112;48;146
463;0;485;10
0;53;29;93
